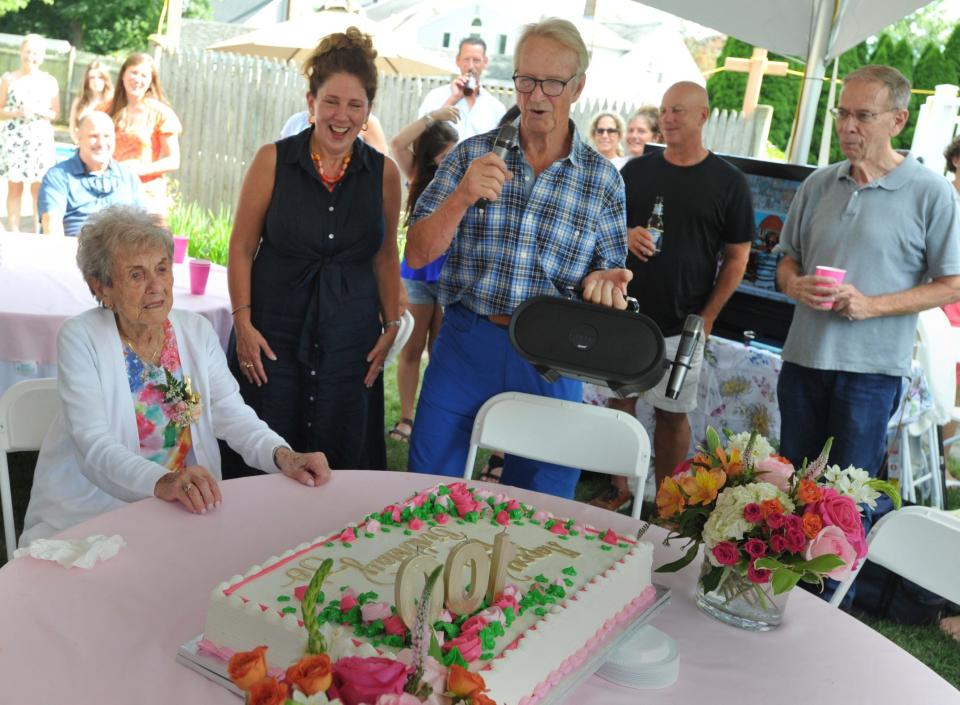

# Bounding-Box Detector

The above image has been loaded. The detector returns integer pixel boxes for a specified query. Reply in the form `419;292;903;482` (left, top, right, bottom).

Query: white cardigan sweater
21;308;286;546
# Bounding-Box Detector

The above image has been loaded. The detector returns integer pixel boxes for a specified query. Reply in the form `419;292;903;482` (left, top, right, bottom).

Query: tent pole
817;57;840;166
788;0;835;165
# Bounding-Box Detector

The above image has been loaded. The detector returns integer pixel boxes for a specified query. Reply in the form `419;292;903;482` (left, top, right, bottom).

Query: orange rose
656;476;686;519
228;645;268;691
247;676;289;705
447;664;486;697
802;512;824;540
286;653;333;696
471;692;497;705
796;479;822;505
760;498;784;519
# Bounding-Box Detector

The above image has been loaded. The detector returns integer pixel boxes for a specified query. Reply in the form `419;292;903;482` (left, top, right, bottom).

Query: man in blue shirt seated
38;112;141;237
404;17;631;498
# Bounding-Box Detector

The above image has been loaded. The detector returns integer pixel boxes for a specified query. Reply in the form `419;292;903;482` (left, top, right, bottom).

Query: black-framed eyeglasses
512;73;579;97
593;127;620;135
829;107;897;124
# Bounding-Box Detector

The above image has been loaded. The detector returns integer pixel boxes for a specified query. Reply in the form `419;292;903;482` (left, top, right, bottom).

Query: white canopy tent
636;0;931;163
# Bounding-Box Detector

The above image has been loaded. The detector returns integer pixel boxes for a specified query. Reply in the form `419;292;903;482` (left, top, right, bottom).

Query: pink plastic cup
173;236;189;264
189;259;211;295
815;266;846;309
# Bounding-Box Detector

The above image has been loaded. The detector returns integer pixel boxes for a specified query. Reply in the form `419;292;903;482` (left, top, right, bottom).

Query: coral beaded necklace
310;149;352;191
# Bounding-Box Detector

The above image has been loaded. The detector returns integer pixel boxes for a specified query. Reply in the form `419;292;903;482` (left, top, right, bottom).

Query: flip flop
478;454;504;483
388;417;413;442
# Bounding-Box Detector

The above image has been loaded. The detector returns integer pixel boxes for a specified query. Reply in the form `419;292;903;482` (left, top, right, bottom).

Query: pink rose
601;529;619;545
443;631;483;662
743;503;763;523
766;512;786;530
382;615;407;637
743;538;767;558
747;560;771;584
549;522;569;536
532;510;553;522
365;518;381;533
493;590;519;613
784;528;806;554
376;694;423;705
408;492;428;507
495;510;510;526
804;525;859;581
408;518;424;531
459;615;487;637
811;489;863;538
332;657;409;705
437;609;453;623
435;512;450;525
340;528;357;543
711;541;740;566
361;602;393;623
506;499;521;511
756;456;795;491
784;514;803;533
769;533;787;553
448;482;469;494
340;590;358;613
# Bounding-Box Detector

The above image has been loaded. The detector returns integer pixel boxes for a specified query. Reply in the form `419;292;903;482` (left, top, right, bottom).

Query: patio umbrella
207;8;450;76
636;0;930;164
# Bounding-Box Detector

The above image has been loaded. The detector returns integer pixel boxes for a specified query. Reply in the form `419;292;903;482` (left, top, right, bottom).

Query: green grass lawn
4;360;959;688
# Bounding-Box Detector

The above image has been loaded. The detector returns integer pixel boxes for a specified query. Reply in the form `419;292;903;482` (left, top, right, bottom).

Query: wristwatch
423;113;435;128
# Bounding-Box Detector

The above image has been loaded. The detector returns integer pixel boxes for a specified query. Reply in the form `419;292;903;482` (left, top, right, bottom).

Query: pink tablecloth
0;472;956;705
0;232;232;365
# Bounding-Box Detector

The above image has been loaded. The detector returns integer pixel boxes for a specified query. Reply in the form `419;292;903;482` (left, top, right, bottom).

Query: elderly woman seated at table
20;205;331;546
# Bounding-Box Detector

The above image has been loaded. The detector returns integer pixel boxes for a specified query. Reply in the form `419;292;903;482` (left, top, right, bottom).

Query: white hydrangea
823;464;879;510
702;482;795;549
291;690;343;705
725;432;775;467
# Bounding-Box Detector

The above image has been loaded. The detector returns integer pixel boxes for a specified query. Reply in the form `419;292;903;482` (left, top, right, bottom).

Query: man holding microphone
405;18;630;498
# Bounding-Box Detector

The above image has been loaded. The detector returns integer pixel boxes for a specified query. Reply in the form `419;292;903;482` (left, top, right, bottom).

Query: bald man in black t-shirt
591;83;754;510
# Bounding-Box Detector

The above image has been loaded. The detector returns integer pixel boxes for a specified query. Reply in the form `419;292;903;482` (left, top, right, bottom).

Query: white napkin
384;309;415;368
14;534;126;569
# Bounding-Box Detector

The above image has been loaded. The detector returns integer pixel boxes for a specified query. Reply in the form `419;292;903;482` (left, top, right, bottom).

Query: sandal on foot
388;418;414;442
588;486;634;512
478;454;504;483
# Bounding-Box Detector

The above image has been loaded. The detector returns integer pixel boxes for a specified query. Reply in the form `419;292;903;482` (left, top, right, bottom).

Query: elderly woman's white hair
77;205;173;296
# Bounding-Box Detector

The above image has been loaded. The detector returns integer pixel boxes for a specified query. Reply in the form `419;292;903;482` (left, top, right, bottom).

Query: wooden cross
723;48;789;115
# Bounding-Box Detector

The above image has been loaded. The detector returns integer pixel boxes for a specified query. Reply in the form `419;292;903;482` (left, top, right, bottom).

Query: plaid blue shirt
410;123;627;315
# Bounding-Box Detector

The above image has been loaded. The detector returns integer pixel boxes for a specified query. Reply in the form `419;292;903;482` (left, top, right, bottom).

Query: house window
442;32;450;48
498;34;507;54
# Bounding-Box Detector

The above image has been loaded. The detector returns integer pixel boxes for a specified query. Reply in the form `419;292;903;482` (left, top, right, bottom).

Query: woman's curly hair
302;27;378;103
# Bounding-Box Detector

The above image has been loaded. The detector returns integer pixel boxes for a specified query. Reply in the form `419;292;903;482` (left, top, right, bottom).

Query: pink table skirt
0;232;232;365
0;472;955;705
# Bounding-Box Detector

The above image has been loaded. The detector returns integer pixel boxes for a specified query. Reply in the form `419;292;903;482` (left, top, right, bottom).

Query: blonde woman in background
588;111;624;162
107;53;182;218
69;61;113;143
0;34;59;232
622;106;660;163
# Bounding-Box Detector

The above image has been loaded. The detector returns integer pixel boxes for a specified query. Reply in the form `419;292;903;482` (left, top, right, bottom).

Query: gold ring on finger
182;482;194;492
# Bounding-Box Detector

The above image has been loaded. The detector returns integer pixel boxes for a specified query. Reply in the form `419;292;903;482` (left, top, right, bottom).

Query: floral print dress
123;320;193;470
0;73;56;182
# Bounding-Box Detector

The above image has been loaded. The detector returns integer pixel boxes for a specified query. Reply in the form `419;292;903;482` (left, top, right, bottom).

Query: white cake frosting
200;483;654;704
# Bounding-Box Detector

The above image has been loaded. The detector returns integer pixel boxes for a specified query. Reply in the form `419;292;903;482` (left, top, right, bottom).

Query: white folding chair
0;378;60;557
829;506;960;607
463;392;651;520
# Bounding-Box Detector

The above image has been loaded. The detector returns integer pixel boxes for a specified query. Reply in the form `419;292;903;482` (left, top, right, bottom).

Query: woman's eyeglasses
593;127;620;135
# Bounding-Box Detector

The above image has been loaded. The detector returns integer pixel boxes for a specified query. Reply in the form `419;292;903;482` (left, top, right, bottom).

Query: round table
0;232;232;394
0;472;955;704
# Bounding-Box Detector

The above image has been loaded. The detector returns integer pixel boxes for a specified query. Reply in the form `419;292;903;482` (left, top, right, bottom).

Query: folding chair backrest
0;378;60;556
463;392;650;519
830;506;960;607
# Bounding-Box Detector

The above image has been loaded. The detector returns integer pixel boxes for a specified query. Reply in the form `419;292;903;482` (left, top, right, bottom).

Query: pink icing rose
756;456;795;491
493;492;509;506
340;590;358;613
365;518;381;533
361;602;393;623
548;522;568;535
809;488;863;539
743;538;767;558
474;489;493;500
459;615;487;637
506;499;521;511
435;513;450;525
495;510;510;526
332;656;409;705
434;494;450;508
804;525;859;580
294;585;308;602
532;510;553;522
443;631;482;662
382;615;407;637
493;590;519;613
747;560;771;584
437;609;453;623
711;541;739;566
376;694;423;705
743;503;763;523
408;492;428;508
478;606;505;625
340;527;357;543
450;489;479;518
448;482;469;494
408;518;424;531
601;529;619;545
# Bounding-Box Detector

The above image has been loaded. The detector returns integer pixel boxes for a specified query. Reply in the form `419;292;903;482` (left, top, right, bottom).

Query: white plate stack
596;625;679;689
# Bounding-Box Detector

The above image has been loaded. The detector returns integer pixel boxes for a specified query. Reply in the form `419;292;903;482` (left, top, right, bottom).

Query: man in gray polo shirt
777;65;960;494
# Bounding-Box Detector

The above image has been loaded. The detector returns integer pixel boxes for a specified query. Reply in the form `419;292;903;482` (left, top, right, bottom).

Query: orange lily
656;476;686;519
678;468;727;505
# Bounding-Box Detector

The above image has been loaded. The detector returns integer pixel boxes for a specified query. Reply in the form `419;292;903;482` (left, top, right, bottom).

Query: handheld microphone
476;123;517;211
666;314;704;400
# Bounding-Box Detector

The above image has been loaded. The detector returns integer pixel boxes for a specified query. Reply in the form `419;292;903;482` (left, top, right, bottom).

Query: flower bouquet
654;428;900;630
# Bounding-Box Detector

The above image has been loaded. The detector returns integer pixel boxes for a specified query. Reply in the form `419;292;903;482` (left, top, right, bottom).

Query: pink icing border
515;584;658;705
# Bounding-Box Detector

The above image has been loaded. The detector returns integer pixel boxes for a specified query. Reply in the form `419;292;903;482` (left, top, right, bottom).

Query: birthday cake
200;482;656;704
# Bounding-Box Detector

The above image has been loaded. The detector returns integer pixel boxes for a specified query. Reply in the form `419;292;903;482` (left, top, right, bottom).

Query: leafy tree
944;24;960;80
0;0;211;54
884;0;956;45
808;42;869;164
870;32;896;67
889;38;915;81
706;36;803;153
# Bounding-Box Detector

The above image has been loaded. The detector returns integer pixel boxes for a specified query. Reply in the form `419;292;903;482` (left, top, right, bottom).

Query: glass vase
695;560;790;631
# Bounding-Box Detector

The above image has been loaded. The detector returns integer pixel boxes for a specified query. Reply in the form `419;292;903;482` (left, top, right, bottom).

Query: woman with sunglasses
588;111;624;162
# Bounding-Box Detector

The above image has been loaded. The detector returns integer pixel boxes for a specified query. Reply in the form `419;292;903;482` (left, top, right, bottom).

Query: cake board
177;585;671;704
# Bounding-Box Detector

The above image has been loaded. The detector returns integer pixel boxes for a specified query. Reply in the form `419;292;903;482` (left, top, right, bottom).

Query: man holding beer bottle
417;37;506;142
591;81;754;510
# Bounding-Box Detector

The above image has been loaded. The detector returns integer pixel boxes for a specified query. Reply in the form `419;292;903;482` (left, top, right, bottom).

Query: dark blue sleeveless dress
227;129;386;470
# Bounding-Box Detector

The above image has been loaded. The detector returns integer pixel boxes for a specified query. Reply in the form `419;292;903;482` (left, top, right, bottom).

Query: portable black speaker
508;295;668;397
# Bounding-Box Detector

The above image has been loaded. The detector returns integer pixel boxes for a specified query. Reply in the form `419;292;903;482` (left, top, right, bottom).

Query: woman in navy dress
225;28;401;472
